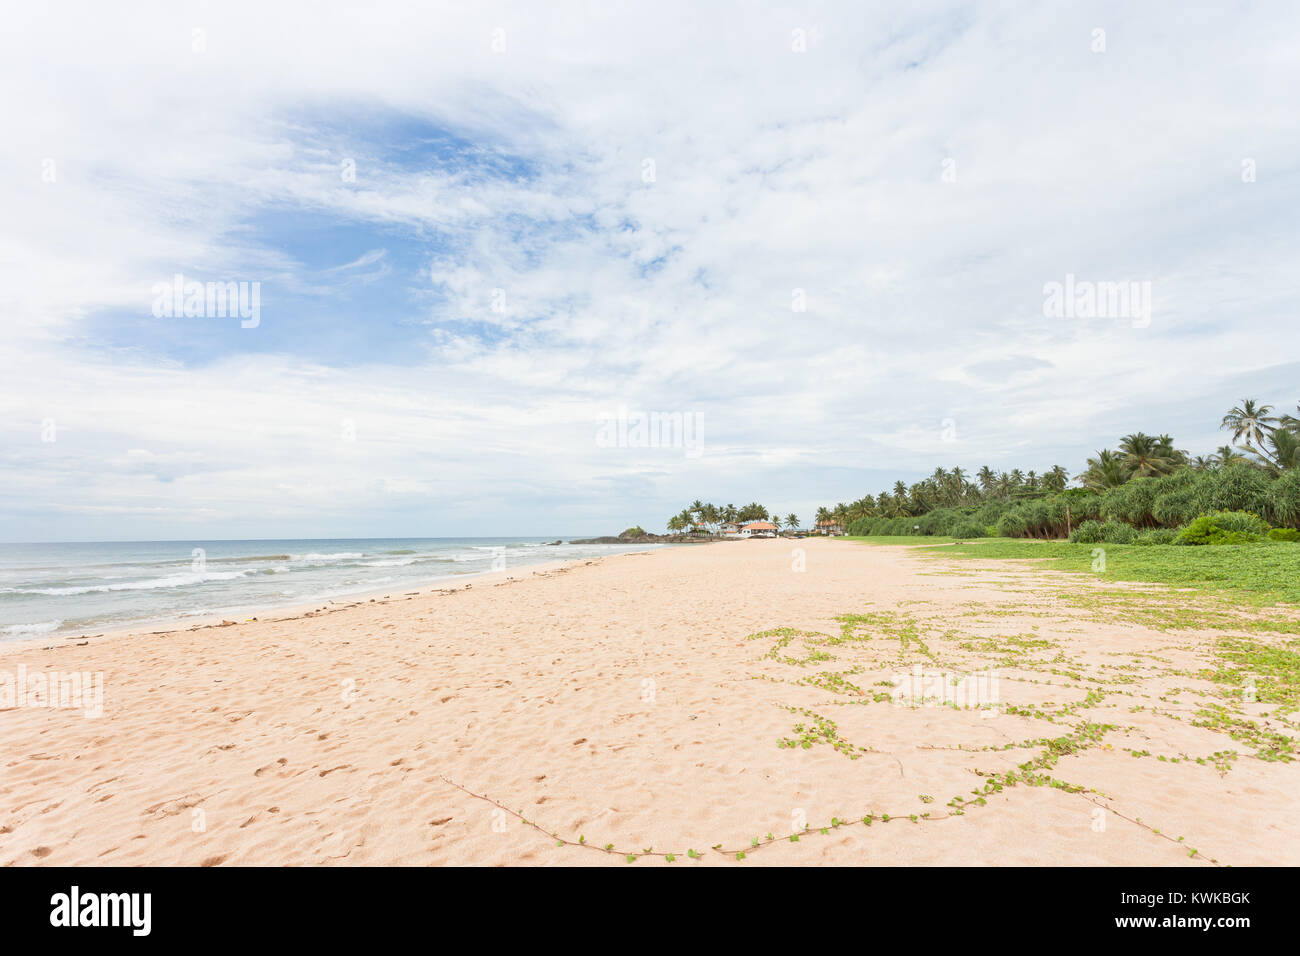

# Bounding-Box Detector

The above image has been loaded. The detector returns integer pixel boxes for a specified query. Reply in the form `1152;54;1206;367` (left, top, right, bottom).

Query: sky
2;0;1298;541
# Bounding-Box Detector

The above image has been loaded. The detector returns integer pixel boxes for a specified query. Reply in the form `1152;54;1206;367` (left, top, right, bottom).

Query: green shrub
859;516;922;536
996;512;1027;537
1266;470;1300;528
1100;520;1135;544
1023;501;1052;536
1134;527;1179;545
950;520;986;539
1267;527;1300;542
1206;464;1272;515
1175;510;1270;546
1151;472;1203;527
1102;478;1159;527
1211;510;1271;534
1064;493;1102;521
919;508;965;536
990;493;1094;539
1070;519;1105;544
971;500;1009;526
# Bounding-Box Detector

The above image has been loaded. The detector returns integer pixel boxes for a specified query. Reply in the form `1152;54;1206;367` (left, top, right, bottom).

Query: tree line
812;398;1300;532
666;502;802;534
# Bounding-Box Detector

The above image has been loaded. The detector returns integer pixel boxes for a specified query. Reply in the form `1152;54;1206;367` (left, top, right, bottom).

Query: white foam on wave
20;569;255;596
3;619;62;635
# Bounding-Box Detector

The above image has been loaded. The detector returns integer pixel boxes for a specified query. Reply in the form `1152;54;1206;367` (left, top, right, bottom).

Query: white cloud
2;1;1299;539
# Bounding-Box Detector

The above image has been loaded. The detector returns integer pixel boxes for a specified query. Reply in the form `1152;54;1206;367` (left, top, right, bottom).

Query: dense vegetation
824;398;1300;545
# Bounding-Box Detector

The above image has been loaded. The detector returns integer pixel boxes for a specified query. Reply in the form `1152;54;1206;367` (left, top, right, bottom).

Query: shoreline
0;547;670;657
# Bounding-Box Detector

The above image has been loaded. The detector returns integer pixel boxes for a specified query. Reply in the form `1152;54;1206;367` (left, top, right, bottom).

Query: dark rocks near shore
567;532;705;545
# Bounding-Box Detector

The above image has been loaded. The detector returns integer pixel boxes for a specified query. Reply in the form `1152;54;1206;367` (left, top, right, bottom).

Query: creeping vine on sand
439;586;1297;865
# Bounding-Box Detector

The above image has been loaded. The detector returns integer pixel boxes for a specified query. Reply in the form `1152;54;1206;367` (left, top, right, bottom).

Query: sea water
0;537;661;640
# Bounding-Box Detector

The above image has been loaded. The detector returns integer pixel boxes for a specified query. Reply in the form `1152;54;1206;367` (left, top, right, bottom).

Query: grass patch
845;535;957;546
850;537;1300;606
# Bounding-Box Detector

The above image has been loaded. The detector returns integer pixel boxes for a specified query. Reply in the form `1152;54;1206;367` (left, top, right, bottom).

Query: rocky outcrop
567;533;708;545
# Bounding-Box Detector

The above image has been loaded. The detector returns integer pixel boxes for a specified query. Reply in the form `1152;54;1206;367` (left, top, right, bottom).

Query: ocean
0;537;663;641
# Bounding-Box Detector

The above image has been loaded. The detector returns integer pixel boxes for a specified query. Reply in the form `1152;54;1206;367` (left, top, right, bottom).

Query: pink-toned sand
2;538;1297;866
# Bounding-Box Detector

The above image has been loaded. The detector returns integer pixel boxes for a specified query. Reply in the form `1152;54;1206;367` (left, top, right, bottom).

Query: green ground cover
845;535;1300;605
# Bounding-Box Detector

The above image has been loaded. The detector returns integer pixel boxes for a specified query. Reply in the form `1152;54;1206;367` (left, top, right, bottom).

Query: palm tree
1156;434;1190;465
1214;445;1248;467
976;466;997;496
1221;399;1276;455
698;502;719;534
1118;432;1183;477
890;482;911;513
785;513;800;531
667;514;685;533
1263;428;1300;471
1079;449;1128;490
1190;455;1216;471
1042;465;1069;493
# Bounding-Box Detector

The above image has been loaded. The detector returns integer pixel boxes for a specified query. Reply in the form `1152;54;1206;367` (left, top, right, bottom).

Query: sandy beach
2;538;1297;867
